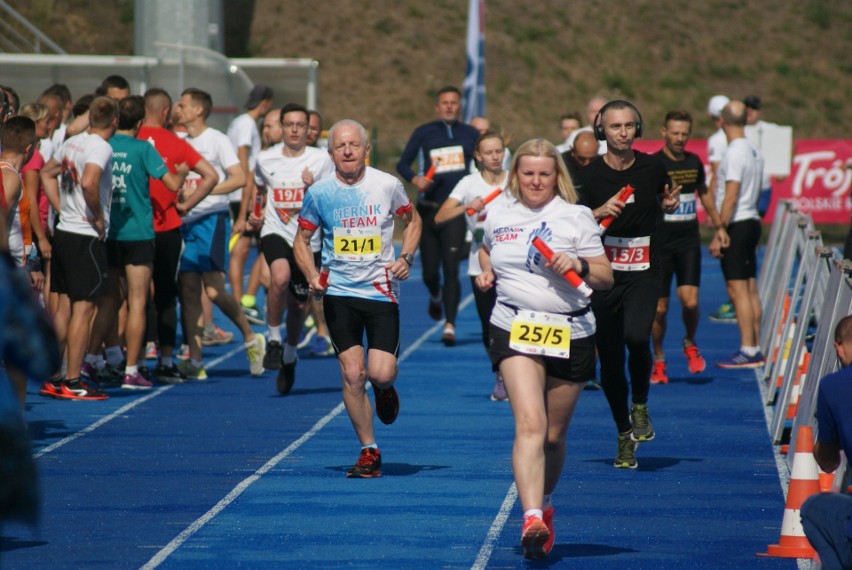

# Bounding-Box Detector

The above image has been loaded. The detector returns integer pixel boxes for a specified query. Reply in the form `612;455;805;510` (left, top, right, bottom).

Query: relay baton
252;187;264;218
313;267;330;301
598;184;635;234
466;188;503;216
418;159;440;193
531;237;593;298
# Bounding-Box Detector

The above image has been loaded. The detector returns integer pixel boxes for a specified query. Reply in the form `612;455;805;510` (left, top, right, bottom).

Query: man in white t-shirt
38;96;118;401
295;119;421;477
227;84;273;318
709;100;765;369
249;103;335;394
174;88;266;380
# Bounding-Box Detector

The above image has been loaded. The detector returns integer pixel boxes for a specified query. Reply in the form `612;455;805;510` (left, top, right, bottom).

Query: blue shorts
179;212;230;273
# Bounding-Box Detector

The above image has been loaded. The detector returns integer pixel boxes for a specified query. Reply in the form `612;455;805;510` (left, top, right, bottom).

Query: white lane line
34;386;173;459
140;293;474;569
471;483;518;570
34;344;246;458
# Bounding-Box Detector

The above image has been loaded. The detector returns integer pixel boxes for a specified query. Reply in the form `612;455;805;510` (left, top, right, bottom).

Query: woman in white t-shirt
475;138;612;560
435;130;509;400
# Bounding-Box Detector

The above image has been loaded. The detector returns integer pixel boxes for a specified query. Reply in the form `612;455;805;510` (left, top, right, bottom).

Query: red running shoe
55;379;109;401
521;514;550;560
542;507;555;556
346;447;382;478
650;360;668;384
38;378;63;398
683;344;706;374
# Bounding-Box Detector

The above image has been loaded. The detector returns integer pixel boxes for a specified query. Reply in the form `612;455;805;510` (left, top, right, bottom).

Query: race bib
664;192;696;222
271;183;305;224
509;310;572;358
430;145;466;174
604;235;651;271
333;227;382;261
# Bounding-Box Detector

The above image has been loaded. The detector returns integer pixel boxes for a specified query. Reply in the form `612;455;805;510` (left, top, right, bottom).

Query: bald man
561;130;599;184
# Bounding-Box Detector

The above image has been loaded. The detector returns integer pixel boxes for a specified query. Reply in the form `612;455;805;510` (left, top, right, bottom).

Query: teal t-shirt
109;134;168;241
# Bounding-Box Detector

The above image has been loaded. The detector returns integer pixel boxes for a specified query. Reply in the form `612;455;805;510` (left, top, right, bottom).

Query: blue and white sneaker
716;350;766;369
308;335;335;357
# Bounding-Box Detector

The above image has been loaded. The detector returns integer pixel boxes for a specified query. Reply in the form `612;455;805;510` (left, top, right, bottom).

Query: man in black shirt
576;100;679;470
651;110;725;384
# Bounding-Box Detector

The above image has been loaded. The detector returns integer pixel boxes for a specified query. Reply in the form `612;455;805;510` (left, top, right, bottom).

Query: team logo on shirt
525;221;553;274
59;158;79;193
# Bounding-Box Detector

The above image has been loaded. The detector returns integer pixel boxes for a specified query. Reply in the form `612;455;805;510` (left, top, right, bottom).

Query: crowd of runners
0;77;800;561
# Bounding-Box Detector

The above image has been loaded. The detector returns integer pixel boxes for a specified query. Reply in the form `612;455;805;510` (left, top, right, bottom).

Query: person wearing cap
705;94;737;324
227;85;274;325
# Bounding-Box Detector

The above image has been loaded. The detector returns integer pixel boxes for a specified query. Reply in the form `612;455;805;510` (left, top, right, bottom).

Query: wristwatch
578;258;590;278
401;253;415;266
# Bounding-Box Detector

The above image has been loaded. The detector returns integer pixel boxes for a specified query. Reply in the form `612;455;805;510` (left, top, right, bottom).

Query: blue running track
2;253;800;569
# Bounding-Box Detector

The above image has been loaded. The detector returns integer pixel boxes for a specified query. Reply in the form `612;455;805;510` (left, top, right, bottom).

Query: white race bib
604;235;651;271
430;146;466;174
664;192;696;222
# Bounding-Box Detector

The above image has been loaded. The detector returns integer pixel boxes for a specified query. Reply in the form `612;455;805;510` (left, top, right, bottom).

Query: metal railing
0;1;65;54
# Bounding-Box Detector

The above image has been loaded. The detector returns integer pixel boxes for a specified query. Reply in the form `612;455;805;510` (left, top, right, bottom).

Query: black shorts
721;219;761;281
106;239;155;267
324;295;400;357
230;200;260;239
488;325;596;383
658;244;701;296
261;233;320;302
50;229;108;301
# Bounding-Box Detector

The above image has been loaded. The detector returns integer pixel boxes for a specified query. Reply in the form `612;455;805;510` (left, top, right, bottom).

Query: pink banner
632;139;852;223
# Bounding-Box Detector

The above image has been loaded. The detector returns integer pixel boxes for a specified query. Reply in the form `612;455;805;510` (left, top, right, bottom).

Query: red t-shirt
137;125;203;232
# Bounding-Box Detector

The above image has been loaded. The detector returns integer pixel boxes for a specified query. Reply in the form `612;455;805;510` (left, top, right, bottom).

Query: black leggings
153;228;183;348
417;202;466;325
592;272;659;433
470;276;497;350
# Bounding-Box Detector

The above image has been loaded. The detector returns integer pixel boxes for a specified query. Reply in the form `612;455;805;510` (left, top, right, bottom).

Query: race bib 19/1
509;310;572;359
333;226;382;261
604;235;651;271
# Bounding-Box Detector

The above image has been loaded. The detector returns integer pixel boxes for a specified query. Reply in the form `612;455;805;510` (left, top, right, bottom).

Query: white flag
463;0;485;123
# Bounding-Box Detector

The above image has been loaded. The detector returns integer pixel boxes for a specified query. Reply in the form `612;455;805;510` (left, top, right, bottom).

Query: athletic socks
741;346;760;357
105;346;124;367
268;325;282;342
524;508;544;520
284;343;298;364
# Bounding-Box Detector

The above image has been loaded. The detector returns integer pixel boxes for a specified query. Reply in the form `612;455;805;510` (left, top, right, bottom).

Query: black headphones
593;99;643;141
0;90;9;121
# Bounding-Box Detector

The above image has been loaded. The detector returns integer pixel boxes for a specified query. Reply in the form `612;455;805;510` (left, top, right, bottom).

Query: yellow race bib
509;310;572;358
333;227;382;261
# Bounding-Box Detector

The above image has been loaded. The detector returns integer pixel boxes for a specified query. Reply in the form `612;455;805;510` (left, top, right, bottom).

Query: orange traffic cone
785;352;809;420
818;467;834;493
759;425;820;558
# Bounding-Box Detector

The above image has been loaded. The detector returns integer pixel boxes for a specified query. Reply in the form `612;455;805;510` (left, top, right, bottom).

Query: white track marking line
140;293;474;569
471;483;518;570
34;344;246;458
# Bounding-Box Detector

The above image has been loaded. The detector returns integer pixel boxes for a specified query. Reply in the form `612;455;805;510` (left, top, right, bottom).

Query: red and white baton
598;184;635;234
466;188;503;216
531;237;593;298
